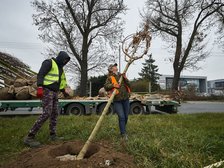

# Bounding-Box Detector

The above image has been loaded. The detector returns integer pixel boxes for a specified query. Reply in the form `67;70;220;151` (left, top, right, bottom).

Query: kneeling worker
24;51;70;147
104;63;131;140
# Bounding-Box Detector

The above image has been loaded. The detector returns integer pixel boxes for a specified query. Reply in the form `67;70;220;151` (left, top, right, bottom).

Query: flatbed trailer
0;99;180;115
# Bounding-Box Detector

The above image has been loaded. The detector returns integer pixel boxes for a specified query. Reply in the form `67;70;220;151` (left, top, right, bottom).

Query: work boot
24;136;41;148
49;134;64;141
121;134;128;141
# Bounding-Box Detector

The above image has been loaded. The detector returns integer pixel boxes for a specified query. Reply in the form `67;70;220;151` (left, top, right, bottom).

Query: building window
215;82;224;89
166;78;200;91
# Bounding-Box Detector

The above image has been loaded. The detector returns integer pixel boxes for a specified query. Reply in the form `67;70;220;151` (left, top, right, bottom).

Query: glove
113;84;120;89
63;91;70;98
121;73;127;79
63;87;71;98
37;87;43;98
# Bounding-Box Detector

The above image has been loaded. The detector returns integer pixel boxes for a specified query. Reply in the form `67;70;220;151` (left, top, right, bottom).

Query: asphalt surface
179;101;224;114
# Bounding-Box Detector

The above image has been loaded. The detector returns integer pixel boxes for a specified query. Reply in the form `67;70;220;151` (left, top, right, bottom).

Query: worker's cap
108;63;118;71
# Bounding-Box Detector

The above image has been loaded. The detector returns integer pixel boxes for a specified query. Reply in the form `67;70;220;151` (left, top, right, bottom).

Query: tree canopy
139;54;160;91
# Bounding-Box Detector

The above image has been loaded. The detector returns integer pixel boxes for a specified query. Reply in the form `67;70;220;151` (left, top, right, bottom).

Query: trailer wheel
130;102;144;115
155;105;177;114
66;103;85;115
97;103;113;115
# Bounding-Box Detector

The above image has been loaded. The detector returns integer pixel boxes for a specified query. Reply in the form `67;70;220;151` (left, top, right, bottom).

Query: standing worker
104;63;131;140
24;51;70;148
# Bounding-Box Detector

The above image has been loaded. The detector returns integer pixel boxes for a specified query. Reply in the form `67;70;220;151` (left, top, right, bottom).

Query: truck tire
65;103;85;115
130;102;144;115
97;103;114;115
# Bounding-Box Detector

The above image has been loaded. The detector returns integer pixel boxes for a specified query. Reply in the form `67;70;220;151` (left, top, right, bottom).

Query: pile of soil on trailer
3;141;135;168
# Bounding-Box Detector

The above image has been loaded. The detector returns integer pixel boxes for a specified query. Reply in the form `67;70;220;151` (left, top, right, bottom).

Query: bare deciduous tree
143;0;224;91
32;0;125;96
216;5;224;48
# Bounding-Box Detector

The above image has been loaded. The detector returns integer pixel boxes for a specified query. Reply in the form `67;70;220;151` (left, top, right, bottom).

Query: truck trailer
0;98;180;116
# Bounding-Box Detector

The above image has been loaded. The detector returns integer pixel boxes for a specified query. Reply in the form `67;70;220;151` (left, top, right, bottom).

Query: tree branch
150;20;178;36
61;22;82;64
64;0;84;35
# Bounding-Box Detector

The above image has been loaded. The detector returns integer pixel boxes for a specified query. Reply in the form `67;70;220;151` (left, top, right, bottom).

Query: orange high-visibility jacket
109;76;131;97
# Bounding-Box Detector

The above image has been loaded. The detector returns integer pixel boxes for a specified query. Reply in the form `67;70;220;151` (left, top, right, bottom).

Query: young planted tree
139;54;160;91
143;0;224;91
32;0;125;96
76;24;151;160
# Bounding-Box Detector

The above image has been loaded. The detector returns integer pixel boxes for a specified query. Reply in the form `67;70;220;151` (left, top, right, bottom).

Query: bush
90;75;107;96
183;95;224;101
158;88;224;101
130;79;149;92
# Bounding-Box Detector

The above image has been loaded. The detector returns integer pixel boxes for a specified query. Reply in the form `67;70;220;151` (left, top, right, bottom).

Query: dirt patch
3;141;136;168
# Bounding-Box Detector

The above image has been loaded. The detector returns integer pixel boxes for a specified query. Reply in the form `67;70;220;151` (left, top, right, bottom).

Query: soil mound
3;141;136;168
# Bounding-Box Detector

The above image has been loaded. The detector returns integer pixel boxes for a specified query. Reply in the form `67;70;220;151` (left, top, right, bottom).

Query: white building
207;79;224;95
159;75;207;93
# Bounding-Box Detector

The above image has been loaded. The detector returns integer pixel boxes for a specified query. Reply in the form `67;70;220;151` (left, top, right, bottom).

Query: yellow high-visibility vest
43;59;67;89
59;71;67;90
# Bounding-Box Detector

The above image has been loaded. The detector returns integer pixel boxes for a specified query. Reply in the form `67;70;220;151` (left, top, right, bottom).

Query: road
178;101;224;114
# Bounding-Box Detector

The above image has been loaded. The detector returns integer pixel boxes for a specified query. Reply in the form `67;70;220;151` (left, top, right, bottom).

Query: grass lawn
0;113;224;168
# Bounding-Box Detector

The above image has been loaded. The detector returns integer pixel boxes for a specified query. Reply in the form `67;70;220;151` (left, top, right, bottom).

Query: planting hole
49;142;100;161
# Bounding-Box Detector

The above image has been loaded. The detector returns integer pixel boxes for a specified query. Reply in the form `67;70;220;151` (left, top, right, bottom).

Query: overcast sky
0;0;223;86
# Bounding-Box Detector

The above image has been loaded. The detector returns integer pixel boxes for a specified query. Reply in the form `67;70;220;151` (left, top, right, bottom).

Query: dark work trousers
113;99;130;135
28;88;59;137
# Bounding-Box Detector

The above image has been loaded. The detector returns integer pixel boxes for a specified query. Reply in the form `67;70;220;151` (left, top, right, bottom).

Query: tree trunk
172;31;182;92
79;34;89;97
79;63;88;96
172;68;181;91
